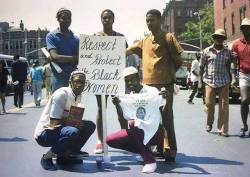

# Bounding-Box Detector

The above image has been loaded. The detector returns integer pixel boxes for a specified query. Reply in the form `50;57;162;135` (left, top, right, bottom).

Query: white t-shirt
117;84;165;145
190;59;200;82
34;87;81;139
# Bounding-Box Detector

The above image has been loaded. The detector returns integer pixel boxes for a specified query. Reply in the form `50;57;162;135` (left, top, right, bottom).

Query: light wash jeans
32;80;43;105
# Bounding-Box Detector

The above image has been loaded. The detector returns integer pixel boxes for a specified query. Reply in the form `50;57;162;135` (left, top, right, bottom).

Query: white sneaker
141;162;156;173
94;143;104;154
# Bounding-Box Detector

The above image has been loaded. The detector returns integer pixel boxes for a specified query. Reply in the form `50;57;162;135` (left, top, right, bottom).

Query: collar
149;31;165;43
55;28;73;36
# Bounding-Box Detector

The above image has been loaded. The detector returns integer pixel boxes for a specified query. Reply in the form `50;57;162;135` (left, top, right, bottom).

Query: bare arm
49;49;78;64
49;118;64;129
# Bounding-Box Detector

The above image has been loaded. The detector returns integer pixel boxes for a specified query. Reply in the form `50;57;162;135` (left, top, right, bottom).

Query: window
232;13;235;35
19;41;23;49
223;0;226;9
177;9;181;17
29;40;32;49
16;41;19;49
231;0;233;3
186;9;193;17
33;40;37;48
240;5;246;22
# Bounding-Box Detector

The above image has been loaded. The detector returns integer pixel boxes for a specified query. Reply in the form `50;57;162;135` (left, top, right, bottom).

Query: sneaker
56;157;82;165
141;162;156;173
94;143;103;154
239;126;248;138
219;132;229;137
206;125;212;132
40;155;57;171
187;100;194;104
68;151;89;158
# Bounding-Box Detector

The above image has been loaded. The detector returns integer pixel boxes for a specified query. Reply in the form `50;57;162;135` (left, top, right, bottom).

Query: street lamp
194;11;202;50
23;29;28;59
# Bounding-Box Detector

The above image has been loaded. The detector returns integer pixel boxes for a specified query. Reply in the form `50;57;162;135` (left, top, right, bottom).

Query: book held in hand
65;106;85;127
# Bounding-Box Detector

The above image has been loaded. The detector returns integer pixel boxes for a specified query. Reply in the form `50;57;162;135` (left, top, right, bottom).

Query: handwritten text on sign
78;35;126;95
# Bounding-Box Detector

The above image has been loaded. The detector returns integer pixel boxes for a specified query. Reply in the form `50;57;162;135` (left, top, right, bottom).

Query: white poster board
78;35;126;95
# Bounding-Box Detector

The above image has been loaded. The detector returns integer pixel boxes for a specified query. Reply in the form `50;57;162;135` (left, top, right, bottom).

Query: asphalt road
0;89;249;177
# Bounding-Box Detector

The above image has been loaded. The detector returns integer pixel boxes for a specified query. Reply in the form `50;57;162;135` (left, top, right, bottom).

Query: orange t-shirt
127;32;183;84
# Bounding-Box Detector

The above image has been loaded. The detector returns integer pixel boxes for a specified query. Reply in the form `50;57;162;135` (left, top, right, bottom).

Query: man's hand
128;119;135;128
111;95;120;105
231;78;237;88
159;87;168;99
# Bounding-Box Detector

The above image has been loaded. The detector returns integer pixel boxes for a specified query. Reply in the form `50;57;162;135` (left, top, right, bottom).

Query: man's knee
84;120;96;133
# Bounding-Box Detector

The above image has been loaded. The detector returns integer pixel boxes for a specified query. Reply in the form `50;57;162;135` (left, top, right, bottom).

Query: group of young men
33;6;250;174
34;7;183;173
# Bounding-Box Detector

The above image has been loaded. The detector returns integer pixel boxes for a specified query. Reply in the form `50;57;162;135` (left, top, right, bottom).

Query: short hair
101;9;115;19
13;55;20;61
56;8;71;19
146;9;161;19
69;69;86;81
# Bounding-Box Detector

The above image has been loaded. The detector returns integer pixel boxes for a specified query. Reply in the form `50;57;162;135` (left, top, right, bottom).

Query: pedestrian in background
232;17;250;137
30;60;43;106
126;9;183;163
187;52;201;104
11;55;28;108
0;61;9;114
93;9;128;154
43;61;52;101
200;29;236;137
46;8;79;93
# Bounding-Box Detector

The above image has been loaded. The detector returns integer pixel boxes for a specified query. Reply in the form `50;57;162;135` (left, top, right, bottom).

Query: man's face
70;74;86;96
213;36;225;45
101;11;114;28
124;74;140;92
57;12;71;29
146;14;161;32
241;26;250;39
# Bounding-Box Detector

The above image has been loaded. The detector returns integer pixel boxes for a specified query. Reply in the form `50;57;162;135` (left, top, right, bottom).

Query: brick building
214;0;250;43
162;0;211;50
0;20;48;64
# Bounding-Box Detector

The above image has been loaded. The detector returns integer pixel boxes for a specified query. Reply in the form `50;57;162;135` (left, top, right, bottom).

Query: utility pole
24;29;28;60
194;11;202;50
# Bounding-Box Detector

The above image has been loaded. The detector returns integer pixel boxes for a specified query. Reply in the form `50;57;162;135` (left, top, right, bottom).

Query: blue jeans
32;80;43;104
36;120;96;157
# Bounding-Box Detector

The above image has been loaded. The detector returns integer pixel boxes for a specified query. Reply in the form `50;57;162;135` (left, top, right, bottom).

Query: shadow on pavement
0;137;28;142
156;153;243;175
57;162;130;173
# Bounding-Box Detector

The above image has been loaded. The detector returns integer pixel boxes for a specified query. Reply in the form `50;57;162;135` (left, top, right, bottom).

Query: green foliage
178;2;214;46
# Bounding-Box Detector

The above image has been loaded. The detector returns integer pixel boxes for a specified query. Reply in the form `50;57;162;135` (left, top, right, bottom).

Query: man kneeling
34;70;96;170
106;67;167;173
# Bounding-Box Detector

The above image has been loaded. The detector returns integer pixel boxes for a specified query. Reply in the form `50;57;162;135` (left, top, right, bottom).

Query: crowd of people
1;7;250;174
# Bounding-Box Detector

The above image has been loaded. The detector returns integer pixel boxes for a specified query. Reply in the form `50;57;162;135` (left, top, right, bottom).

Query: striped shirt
200;45;234;88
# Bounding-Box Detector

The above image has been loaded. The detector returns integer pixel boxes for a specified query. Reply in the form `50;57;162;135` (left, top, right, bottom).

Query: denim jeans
36;120;96;157
32;81;43;104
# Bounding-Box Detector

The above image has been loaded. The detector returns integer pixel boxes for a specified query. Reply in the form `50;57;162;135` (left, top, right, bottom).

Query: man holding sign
79;9;127;154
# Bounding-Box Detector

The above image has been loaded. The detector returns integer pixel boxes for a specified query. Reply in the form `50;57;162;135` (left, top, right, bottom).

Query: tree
178;2;214;47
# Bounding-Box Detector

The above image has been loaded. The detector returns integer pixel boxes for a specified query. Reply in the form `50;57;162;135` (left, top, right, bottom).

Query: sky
0;0;168;45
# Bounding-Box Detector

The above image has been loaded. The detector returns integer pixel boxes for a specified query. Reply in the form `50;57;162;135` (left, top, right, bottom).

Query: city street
0;89;249;177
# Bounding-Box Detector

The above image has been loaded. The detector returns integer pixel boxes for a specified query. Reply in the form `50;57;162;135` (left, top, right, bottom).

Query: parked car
0;54;28;95
176;66;189;89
